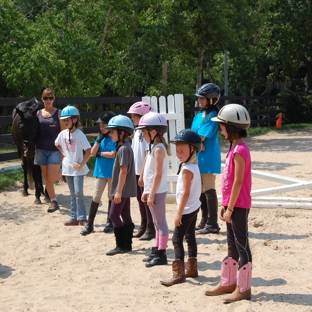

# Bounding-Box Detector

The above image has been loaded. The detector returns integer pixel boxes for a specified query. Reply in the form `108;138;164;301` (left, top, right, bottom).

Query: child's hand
141;193;148;202
73;162;82;170
138;175;144;187
220;206;226;222
174;213;182;227
223;208;233;223
114;191;122;204
147;194;154;207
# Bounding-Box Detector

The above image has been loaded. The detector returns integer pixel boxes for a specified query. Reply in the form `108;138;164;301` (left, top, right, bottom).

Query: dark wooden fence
0;95;279;162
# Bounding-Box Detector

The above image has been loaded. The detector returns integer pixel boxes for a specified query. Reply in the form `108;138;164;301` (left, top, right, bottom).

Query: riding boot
142;247;158;262
223;262;252;303
103;200;113;233
160;260;186;286
106;226;127;256
195;193;208;230
133;221;147;238
80;201;99;236
185;257;198;278
205;257;237;296
197;189;220;234
145;249;167;268
125;223;135;251
139;222;156;241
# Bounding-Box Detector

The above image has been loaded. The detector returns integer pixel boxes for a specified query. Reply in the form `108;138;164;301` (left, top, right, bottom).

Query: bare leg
41;164;61;200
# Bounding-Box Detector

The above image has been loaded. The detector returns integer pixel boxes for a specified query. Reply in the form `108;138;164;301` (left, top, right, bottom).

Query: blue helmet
60;105;80;119
195;83;221;105
171;129;202;152
105;114;134;135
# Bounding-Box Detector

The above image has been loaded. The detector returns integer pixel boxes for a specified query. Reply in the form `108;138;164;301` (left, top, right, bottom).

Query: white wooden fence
142;94;185;193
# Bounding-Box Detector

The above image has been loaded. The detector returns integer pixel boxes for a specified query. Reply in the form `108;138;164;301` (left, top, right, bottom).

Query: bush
277;83;312;124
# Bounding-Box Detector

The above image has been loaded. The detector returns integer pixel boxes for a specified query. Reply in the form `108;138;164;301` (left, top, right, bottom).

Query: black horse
12;98;49;204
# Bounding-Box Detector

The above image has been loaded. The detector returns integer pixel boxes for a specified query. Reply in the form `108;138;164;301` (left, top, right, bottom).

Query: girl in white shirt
160;129;202;286
137;112;170;268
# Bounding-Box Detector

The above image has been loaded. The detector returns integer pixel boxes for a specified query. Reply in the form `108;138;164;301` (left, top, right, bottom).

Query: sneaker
64;218;79;226
47;201;60;213
78;220;88;226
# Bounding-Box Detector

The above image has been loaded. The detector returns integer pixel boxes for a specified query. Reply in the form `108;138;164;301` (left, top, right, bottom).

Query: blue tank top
36;109;61;151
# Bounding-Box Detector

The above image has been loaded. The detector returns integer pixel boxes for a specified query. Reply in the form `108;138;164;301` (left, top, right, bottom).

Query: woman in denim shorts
35;88;64;212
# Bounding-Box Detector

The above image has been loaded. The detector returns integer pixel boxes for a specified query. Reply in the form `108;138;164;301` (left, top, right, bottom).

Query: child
80;111;117;236
127;102;155;240
205;103;252;303
160;129;202;286
105;115;137;256
55;105;91;226
191;83;221;234
137;112;170;268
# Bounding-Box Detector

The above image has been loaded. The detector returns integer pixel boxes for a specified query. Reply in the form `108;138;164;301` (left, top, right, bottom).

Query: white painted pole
251;201;312;209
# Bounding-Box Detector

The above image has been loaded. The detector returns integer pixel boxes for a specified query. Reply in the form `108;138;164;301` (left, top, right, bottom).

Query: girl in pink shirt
205;104;252;303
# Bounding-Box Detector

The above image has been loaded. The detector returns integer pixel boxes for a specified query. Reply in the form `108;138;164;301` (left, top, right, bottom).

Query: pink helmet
127;101;153;116
137;112;168;133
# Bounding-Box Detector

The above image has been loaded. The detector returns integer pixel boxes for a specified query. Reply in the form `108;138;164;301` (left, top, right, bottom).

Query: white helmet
211;104;251;130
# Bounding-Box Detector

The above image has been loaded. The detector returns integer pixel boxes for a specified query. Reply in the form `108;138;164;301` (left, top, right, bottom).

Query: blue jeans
66;175;87;221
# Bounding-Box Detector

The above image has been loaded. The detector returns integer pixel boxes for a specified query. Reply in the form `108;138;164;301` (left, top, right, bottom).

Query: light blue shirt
93;136;116;178
191;110;221;174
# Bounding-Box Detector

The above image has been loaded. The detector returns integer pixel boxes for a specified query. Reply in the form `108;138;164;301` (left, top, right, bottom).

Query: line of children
127;102;155;240
55;105;91;225
105;115;137;256
80;111;117;236
205;103;252;303
160;129;202;286
137;112;170;267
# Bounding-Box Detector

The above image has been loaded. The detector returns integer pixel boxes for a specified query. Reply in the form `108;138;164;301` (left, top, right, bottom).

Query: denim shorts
35;148;61;166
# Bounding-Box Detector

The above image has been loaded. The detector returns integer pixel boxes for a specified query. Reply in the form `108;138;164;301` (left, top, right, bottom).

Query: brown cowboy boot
185;257;198;278
160;260;186;286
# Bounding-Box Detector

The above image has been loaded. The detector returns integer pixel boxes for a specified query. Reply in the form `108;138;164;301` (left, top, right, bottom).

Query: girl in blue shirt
80;111;117;236
191;83;221;234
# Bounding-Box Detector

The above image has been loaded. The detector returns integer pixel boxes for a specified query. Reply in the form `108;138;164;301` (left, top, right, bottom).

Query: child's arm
73;148;91;170
147;147;165;207
223;153;245;223
91;141;115;158
138;150;148;187
55;143;66;158
174;168;193;227
114;165;128;204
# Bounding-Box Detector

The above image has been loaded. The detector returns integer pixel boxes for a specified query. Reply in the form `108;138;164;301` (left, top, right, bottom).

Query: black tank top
36;109;61;151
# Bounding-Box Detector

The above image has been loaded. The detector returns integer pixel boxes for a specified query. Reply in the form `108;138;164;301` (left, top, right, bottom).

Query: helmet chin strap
68;117;75;144
148;130;159;153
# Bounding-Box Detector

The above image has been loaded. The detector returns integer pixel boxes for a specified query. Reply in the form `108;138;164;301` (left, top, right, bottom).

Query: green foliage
277;83;312;123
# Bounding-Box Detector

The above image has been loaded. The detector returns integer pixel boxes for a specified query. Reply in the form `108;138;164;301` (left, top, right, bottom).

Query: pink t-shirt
221;142;252;209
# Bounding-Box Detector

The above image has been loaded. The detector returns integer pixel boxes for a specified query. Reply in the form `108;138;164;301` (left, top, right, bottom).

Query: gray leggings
148;192;169;237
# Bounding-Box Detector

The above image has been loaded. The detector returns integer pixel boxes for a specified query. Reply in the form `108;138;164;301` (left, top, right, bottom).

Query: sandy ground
1;129;312;311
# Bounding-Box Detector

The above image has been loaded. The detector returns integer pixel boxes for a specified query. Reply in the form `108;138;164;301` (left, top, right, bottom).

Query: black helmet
96;111;116;124
195;83;221;105
171;129;202;152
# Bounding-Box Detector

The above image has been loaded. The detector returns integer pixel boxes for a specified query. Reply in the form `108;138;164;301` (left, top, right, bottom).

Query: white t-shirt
55;129;91;176
176;164;201;215
143;143;168;194
131;129;149;175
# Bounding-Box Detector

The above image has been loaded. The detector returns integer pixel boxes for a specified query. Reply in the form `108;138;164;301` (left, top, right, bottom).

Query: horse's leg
21;156;29;197
33;164;42;204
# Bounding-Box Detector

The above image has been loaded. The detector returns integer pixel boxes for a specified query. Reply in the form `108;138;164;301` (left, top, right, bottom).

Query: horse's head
13;99;42;158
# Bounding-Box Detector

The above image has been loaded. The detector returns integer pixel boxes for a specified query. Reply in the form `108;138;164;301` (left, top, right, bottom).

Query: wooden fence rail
0;95;279;162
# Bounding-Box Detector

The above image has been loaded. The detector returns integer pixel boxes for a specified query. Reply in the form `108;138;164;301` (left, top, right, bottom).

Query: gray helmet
211;104;251;130
195;83;221;105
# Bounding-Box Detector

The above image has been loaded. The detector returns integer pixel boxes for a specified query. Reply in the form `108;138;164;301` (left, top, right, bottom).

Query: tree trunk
100;6;113;47
196;47;204;90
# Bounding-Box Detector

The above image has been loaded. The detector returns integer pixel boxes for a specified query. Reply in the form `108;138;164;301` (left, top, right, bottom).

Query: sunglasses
43;97;55;101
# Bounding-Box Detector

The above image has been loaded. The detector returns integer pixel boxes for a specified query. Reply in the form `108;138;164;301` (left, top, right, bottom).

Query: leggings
149;192;169;249
172;208;199;261
136;175;153;223
109;197;132;228
226;207;252;268
93;177;112;203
